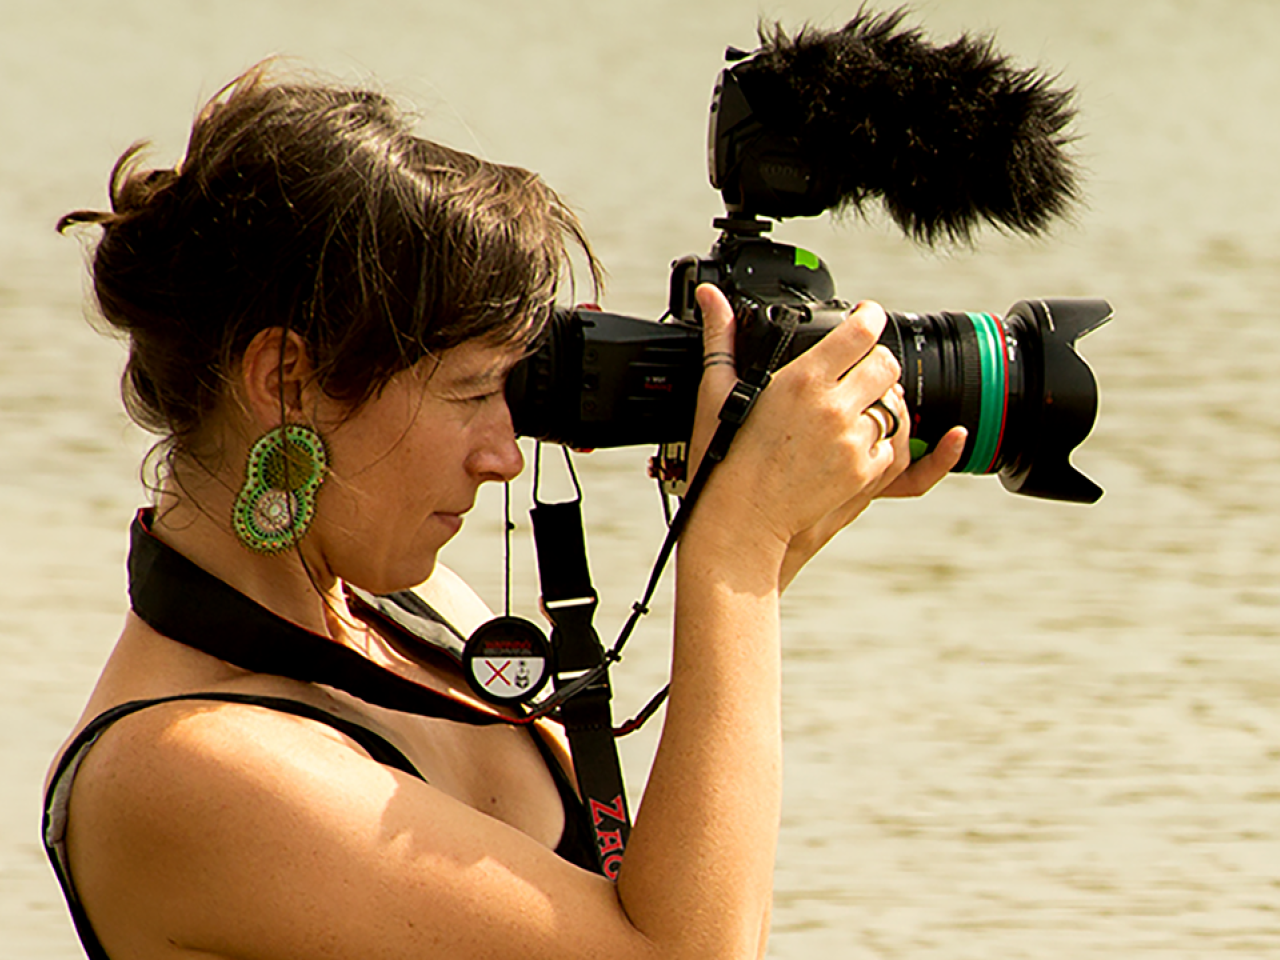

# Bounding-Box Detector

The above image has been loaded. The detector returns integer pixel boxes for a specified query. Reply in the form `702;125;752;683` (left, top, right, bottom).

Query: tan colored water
5;0;1280;956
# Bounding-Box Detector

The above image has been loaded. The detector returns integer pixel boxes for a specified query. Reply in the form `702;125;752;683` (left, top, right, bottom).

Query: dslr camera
507;12;1109;504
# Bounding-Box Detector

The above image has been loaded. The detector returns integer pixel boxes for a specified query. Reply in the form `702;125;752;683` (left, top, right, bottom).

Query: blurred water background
4;1;1280;957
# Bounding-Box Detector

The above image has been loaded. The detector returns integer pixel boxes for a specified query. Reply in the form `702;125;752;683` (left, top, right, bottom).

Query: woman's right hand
685;284;946;583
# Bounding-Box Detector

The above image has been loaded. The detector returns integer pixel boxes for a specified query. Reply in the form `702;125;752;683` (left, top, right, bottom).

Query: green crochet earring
232;424;329;554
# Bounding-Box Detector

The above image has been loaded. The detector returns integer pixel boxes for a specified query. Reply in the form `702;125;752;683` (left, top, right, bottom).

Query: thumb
695;284;735;370
687;284;738;480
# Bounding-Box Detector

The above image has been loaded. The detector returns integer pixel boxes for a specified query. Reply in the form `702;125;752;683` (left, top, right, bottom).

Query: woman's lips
433;512;464;536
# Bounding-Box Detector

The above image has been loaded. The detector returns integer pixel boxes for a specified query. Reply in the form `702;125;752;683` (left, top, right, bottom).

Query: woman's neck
150;481;351;642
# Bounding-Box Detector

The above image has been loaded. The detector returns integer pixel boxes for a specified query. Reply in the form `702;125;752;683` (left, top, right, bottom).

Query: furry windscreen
732;8;1079;244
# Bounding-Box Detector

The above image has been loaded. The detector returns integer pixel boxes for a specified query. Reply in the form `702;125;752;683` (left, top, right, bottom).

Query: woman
44;63;964;960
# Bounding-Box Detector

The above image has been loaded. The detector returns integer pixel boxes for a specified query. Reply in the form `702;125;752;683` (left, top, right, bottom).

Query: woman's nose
470;402;525;482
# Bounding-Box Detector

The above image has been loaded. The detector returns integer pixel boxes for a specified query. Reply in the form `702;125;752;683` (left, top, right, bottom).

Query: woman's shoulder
70;689;406;807
58;680;412;835
53;688;481;960
48;611;402;792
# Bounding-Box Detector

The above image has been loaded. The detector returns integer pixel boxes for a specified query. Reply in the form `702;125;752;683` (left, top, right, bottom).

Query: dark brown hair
60;63;599;460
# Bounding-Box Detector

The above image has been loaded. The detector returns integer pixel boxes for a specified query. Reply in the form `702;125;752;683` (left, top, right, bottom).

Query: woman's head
61;62;598;465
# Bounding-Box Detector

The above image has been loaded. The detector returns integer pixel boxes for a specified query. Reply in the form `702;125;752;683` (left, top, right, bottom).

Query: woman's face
305;339;526;594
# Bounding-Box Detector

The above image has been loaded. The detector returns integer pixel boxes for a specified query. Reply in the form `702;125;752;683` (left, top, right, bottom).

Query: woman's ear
237;327;314;430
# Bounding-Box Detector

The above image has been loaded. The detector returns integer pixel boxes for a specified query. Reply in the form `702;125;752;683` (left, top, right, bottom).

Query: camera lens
772;297;1107;502
878;299;1109;503
881;310;1013;474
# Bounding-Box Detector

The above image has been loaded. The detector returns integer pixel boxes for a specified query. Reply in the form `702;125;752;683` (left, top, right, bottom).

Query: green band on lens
963;313;1006;474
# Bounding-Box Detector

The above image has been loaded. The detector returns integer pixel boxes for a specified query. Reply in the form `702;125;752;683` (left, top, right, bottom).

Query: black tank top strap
525;723;606;873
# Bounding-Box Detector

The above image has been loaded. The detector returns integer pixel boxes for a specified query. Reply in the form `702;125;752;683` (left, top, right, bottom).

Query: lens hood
997;299;1110;503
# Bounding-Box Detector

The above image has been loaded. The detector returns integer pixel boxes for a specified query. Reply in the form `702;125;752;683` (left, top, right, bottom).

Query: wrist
677;485;790;596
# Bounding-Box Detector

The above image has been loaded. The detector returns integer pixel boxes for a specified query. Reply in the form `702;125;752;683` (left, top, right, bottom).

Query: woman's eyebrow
442;356;521;390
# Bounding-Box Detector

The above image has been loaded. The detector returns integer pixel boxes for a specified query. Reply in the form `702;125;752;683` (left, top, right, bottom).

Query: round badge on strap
463;616;553;705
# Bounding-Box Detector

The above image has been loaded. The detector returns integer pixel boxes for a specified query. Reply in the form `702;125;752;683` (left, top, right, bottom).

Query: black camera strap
127;509;528;727
529;459;631;879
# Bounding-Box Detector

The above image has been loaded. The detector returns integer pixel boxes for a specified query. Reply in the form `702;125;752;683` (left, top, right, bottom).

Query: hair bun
115;165;180;214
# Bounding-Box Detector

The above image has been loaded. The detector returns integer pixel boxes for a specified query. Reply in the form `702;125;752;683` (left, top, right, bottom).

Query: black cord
503;481;512;617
